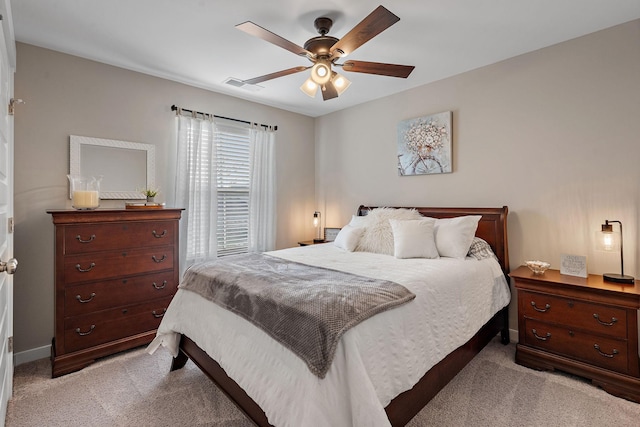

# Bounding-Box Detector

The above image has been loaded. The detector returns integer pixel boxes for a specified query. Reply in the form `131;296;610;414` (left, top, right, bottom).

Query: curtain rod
170;104;277;131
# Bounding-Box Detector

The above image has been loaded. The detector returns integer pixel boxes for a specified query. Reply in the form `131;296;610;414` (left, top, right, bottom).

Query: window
215;123;251;257
176;113;275;267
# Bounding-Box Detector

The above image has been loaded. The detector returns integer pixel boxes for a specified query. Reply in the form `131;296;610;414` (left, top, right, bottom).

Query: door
0;6;15;423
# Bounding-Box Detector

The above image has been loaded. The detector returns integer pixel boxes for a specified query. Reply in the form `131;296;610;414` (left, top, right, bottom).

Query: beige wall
13;43;316;355
315;20;640;329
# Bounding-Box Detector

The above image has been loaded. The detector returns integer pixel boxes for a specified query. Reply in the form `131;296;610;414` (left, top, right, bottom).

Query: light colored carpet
6;338;640;426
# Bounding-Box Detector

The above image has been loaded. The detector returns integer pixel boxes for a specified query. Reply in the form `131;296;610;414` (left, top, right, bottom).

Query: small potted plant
142;188;159;203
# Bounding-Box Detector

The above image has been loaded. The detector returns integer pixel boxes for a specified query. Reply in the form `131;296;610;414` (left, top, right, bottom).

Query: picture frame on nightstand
560;253;587;278
324;227;341;242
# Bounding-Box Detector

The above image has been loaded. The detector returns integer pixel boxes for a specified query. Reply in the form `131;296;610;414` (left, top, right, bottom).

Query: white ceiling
10;0;640;118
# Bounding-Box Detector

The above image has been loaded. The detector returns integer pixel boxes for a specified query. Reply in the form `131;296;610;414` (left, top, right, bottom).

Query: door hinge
7;336;13;353
7;217;13;234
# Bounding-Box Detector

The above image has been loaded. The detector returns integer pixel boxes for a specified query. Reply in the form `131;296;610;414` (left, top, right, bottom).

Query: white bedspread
148;243;511;427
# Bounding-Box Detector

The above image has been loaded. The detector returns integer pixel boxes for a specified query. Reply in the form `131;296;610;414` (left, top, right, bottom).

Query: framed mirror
70;135;156;200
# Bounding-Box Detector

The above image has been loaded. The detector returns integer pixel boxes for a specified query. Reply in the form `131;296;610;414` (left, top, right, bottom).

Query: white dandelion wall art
397;111;452;176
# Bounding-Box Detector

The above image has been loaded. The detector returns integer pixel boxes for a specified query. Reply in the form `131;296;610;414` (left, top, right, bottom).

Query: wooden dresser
510;265;640;402
47;208;183;377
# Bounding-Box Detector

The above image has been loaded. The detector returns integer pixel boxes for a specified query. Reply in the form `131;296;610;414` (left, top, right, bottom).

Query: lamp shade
313;211;323;242
310;61;331;85
331;72;351;96
596;225;620;252
300;78;318;98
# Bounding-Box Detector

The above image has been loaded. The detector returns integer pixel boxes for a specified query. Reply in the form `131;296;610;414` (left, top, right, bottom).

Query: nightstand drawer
523;318;630;375
520;290;627;339
64;221;176;254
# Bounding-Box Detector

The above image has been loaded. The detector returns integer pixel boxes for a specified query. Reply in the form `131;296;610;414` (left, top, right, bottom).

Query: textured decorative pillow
333;224;364;252
355;208;423;255
467;237;497;261
433;215;482;259
389;218;439;259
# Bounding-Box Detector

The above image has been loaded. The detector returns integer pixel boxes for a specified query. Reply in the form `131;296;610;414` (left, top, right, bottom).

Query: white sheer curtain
174;114;217;271
248;127;276;252
174;113;276;272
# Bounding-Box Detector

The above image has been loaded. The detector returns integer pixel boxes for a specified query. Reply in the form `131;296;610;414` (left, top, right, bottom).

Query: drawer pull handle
75;292;96;303
152;280;167;290
76;234;96;243
532;329;551;341
152;230;167;238
75;262;96;273
152;309;166;318
531;301;551;312
75;325;95;336
593;313;618;327
594;344;619;358
152;255;167;263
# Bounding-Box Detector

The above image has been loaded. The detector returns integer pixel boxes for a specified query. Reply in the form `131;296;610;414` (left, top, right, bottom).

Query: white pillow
433;215;481;259
355;208;423;255
348;214;369;228
390;218;439;259
333;224;364;252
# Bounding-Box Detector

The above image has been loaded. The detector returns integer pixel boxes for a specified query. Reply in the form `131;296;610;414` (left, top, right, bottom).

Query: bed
148;205;511;426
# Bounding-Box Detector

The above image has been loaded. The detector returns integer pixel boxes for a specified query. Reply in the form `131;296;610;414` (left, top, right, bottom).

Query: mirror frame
69;135;156;200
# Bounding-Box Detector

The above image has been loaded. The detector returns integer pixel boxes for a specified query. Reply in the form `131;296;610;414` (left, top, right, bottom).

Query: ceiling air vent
223;78;262;92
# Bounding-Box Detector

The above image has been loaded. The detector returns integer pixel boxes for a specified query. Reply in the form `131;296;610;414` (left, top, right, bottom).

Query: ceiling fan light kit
332;72;351;95
300;78;318;97
236;5;415;101
310;60;331;85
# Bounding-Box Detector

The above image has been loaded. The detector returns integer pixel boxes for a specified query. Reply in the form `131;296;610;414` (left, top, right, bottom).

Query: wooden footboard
170;205;511;426
385;306;508;426
172;306;508;427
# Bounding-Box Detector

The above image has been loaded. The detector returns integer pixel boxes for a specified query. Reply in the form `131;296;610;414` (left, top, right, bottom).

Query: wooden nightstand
510;265;640;402
298;240;326;246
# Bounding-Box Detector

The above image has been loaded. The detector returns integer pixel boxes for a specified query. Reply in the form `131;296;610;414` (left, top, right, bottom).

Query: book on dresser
47;208;183;377
510;265;640;403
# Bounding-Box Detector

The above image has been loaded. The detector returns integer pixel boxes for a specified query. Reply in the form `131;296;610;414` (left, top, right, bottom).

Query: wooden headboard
357;205;510;276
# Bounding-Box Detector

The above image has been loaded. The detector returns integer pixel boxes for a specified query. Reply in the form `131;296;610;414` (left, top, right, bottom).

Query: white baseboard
14;344;51;366
509;328;519;343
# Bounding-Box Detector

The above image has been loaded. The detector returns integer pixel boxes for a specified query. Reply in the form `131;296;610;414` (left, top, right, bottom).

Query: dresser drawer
519;290;627;339
64;297;172;353
64;246;174;285
522;318;630;375
64;221;175;254
65;271;177;317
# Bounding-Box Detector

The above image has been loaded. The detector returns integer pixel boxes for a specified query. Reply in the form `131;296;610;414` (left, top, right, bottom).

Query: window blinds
214;122;251;257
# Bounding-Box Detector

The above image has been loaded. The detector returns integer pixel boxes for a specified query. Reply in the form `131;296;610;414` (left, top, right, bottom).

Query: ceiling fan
236;5;415;101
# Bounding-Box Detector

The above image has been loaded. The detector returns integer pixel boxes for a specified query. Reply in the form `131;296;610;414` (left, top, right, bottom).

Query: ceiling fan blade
236;21;312;57
330;6;400;58
243;66;308;85
321;81;339;101
341;60;415;78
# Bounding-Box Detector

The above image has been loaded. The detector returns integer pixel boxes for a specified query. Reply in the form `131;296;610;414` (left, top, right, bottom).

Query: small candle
72;190;99;209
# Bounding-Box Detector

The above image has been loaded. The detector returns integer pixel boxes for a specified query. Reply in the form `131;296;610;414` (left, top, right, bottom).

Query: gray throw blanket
180;253;415;378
